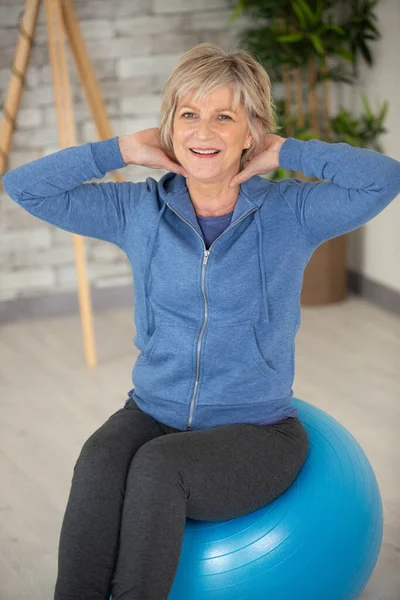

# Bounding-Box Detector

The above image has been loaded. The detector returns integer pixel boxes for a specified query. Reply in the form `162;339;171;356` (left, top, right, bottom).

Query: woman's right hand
118;128;188;177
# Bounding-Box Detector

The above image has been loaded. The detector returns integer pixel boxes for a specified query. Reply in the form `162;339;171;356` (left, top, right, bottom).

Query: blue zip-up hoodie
3;136;400;431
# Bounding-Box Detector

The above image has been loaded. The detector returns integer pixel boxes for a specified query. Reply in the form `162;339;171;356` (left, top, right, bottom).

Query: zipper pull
203;250;210;266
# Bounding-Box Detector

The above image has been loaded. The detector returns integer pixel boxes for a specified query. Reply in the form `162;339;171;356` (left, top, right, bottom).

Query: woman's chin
184;166;225;182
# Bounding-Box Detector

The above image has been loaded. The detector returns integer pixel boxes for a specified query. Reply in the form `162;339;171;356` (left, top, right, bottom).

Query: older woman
4;43;400;599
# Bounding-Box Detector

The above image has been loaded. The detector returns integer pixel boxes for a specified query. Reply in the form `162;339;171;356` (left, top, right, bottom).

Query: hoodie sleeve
278;137;400;247
2;136;151;248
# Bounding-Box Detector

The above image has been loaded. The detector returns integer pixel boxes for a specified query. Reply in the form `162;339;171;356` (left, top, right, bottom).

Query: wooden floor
0;292;399;599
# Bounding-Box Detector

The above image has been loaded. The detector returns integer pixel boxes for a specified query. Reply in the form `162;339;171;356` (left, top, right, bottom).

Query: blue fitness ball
166;397;383;599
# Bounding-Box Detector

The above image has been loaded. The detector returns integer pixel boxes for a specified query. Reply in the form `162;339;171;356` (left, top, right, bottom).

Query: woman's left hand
229;134;287;188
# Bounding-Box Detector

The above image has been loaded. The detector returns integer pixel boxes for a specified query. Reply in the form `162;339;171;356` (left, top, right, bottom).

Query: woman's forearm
118;135;134;165
278;138;400;246
2;136;147;247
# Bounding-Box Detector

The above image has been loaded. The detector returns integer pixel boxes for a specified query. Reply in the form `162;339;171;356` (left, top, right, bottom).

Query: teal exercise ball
166;397;383;600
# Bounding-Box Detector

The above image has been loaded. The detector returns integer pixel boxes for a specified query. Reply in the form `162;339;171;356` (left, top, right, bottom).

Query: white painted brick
113;0;151;18
0;28;18;49
21;85;58;108
2;228;52;253
74;79;121;103
24;65;40;89
0;287;19;301
36;58;76;86
120;116;161;136
52;228;74;246
121;93;161;115
70;0;119;19
43;99;120;127
12;126;59;149
196;28;240;50
39;65;54;85
85;36;153;60
80;19;115;40
42;108;60;127
55;265;80;288
82;118;121;142
1;267;55;292
19;245;75;268
32;23;50;45
1;204;44;232
16;108;43;129
149;32;202;55
117;76;161;98
0;46;16;70
117;53;182;79
89;261;131;278
89;243;123;262
56;261;129;287
185;9;253;31
3;245;73;270
28;45;50;69
73;0;151;19
153;0;231;13
95;275;132;288
7;150;42;170
0;68;12;89
41;145;64;157
115;14;185;36
91;59;117;80
0;5;23;27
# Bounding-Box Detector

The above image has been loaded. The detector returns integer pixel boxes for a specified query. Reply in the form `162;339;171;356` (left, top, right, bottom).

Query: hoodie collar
158;172;273;233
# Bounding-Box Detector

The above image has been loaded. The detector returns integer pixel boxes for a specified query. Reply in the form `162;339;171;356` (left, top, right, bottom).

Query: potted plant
230;0;388;305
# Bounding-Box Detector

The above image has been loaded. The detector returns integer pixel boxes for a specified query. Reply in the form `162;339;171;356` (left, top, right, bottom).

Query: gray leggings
54;398;309;599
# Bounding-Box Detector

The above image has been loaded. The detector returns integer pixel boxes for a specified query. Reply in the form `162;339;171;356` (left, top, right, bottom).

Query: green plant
331;94;388;150
229;0;387;180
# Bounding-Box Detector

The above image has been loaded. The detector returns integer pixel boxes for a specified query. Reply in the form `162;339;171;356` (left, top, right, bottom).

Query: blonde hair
159;43;281;171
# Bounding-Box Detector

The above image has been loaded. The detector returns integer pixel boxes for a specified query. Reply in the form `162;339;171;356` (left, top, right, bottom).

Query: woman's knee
130;437;189;496
73;421;128;477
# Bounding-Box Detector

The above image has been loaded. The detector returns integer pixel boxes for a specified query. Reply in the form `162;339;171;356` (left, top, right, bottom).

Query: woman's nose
194;119;215;138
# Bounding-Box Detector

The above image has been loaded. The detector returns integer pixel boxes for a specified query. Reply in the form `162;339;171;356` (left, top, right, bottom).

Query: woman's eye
181;113;231;120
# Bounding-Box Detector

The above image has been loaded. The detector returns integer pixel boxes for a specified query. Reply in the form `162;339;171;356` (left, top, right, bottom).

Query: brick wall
0;0;249;315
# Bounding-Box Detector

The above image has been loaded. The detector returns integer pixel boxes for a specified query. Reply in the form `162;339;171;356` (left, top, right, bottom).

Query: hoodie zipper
166;203;258;431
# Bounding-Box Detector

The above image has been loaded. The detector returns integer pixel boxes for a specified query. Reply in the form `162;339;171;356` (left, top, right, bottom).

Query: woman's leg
111;415;309;599
54;400;175;599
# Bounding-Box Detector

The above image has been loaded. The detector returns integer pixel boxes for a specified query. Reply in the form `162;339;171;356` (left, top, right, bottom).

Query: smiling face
172;86;253;183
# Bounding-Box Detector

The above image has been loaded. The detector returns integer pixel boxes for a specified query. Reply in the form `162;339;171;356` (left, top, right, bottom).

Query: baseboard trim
347;269;400;317
0;284;134;323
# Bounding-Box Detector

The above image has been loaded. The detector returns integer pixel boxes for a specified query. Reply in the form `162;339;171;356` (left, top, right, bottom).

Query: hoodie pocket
200;320;279;405
248;323;278;377
133;320;197;403
140;326;163;365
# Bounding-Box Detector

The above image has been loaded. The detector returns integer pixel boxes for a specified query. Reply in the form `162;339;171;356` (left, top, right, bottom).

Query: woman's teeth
190;149;221;155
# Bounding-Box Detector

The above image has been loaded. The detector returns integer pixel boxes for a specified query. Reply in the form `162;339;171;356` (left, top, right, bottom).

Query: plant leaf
276;33;305;43
310;33;325;54
335;48;354;62
292;1;307;29
296;0;316;25
227;0;244;25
